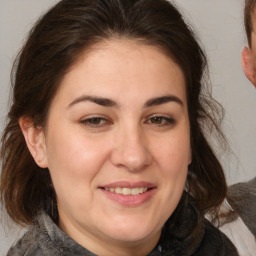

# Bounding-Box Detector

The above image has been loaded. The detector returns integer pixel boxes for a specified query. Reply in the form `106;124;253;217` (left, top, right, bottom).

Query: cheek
47;128;103;167
153;132;190;195
153;135;190;219
44;128;112;197
45;132;109;209
156;133;191;169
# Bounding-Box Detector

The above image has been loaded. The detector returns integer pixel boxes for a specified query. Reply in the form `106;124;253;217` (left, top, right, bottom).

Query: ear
241;46;256;86
19;117;48;168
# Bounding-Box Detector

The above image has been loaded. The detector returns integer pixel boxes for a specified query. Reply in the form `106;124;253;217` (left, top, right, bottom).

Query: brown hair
1;0;227;233
244;0;256;47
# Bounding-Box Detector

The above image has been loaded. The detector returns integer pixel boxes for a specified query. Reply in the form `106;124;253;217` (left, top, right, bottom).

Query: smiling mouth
102;187;152;196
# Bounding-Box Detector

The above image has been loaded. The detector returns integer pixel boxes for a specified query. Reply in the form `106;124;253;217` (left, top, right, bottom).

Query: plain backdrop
0;0;255;255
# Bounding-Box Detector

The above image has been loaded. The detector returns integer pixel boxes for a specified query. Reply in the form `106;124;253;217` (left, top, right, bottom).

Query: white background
0;0;255;255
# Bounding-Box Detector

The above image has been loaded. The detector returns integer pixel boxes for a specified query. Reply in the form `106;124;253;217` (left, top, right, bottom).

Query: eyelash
80;115;176;128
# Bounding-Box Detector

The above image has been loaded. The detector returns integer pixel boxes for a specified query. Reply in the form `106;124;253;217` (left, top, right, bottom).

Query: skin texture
242;7;256;87
19;39;191;256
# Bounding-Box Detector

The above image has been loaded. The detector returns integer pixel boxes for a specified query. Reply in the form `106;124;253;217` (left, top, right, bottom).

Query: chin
108;229;155;244
102;217;161;243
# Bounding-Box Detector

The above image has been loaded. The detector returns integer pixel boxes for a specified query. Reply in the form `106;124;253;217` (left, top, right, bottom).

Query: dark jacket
7;199;238;256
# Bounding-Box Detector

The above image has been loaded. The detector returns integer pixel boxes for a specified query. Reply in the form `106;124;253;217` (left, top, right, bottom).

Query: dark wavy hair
1;0;227;236
244;0;256;47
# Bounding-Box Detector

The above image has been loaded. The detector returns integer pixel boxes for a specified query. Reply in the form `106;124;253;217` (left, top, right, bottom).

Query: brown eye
151;117;164;124
80;117;111;128
148;116;175;126
88;118;103;125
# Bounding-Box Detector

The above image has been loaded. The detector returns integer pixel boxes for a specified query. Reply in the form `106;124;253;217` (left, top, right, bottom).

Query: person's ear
241;46;256;87
19;117;48;168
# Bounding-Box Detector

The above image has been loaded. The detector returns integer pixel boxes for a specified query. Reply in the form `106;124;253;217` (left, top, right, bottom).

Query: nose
110;126;152;172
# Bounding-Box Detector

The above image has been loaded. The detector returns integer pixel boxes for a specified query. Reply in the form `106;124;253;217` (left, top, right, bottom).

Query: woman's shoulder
6;212;96;256
157;195;239;256
190;219;239;256
158;218;238;255
7;212;57;256
7;228;47;256
158;200;239;256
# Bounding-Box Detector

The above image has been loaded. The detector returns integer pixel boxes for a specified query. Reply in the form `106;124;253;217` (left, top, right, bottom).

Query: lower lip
101;188;156;207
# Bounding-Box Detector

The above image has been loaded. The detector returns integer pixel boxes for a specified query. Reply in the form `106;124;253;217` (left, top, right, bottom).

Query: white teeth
115;187;122;194
104;187;149;195
131;188;139;195
122;188;131;195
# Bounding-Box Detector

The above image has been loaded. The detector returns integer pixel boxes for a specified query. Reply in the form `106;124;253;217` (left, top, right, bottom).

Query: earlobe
241;46;256;86
19;117;48;168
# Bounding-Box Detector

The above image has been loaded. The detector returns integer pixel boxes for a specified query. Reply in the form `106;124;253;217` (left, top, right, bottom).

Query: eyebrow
67;96;118;108
67;95;183;109
144;95;183;108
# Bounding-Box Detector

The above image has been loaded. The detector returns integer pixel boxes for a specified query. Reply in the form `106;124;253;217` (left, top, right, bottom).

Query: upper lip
100;181;156;189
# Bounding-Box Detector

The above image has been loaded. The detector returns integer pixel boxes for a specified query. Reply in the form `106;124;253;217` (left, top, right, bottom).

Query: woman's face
35;39;191;254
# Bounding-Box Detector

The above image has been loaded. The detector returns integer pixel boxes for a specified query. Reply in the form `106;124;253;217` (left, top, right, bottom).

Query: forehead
68;38;184;83
54;39;187;105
